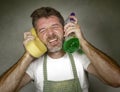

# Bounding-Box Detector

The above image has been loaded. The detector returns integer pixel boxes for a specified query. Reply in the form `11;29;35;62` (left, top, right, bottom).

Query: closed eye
51;24;62;30
39;28;46;33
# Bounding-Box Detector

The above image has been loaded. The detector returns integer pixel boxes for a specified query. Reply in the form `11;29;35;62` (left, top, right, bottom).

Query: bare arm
82;39;120;87
0;52;34;92
15;73;33;92
0;31;38;91
64;16;120;87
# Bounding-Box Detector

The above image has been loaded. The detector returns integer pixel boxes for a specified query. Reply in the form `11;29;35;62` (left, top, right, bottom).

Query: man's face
35;16;64;52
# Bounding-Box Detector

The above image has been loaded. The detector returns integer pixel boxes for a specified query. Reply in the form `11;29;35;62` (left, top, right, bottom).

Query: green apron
43;53;82;92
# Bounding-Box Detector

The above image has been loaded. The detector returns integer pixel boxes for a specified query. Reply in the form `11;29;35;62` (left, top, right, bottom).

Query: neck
47;50;66;59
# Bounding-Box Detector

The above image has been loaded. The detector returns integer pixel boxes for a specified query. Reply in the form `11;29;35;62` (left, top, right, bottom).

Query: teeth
49;38;57;43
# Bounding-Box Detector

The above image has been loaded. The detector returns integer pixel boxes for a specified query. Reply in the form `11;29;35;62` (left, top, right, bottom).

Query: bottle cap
70;12;75;22
70;12;75;16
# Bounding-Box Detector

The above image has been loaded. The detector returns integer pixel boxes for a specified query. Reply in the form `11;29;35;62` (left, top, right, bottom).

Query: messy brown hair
31;7;65;28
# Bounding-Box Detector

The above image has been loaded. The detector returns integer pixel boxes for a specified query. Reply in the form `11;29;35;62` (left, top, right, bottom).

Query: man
0;7;120;92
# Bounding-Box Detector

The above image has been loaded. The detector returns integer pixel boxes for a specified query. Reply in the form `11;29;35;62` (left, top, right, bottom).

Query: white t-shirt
26;52;91;92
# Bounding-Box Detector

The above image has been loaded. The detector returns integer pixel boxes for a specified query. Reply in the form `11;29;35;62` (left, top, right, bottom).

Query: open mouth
49;38;57;43
48;38;59;46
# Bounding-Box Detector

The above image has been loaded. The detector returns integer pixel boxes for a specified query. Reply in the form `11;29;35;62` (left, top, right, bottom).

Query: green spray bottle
63;13;83;54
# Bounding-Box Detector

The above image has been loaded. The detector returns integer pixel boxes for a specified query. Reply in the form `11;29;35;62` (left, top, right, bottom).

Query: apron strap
43;54;47;81
43;53;78;81
68;53;78;79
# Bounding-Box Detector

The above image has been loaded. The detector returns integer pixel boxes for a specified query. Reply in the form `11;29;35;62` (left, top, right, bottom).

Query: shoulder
27;55;44;70
30;56;44;66
26;55;45;79
72;51;87;59
72;51;91;70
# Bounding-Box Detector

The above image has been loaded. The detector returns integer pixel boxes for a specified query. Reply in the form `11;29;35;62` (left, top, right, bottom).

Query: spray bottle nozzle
70;12;75;16
70;12;75;22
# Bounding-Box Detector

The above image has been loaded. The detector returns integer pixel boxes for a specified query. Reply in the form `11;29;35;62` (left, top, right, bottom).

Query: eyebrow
51;23;62;27
51;23;64;31
38;23;62;31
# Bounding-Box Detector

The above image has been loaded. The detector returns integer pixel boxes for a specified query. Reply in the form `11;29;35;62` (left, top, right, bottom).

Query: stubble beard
46;33;64;53
47;41;63;52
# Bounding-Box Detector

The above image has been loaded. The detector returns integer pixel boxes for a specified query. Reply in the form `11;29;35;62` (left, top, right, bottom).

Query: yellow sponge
25;28;47;58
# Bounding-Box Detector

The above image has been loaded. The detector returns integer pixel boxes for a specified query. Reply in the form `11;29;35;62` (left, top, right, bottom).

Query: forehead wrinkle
36;17;62;30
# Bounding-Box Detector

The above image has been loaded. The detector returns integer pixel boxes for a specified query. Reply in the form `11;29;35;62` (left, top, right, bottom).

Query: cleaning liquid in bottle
63;13;80;53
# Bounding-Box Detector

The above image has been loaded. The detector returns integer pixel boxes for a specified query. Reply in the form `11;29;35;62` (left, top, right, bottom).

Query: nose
47;27;54;36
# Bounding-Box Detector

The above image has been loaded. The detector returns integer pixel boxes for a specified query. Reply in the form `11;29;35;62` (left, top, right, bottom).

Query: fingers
69;15;78;24
23;32;35;46
64;22;80;37
24;32;32;39
64;15;80;37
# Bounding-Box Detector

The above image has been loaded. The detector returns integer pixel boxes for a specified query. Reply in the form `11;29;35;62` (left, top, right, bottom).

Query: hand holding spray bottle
63;13;83;54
